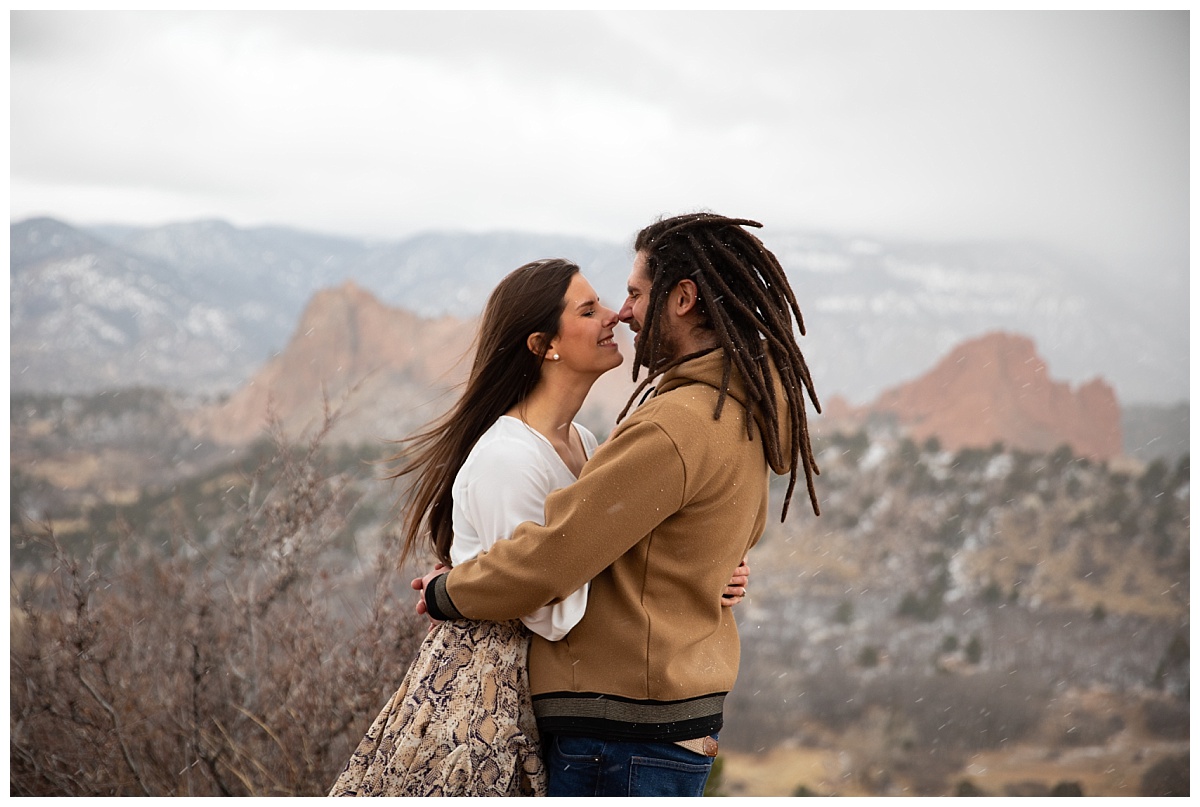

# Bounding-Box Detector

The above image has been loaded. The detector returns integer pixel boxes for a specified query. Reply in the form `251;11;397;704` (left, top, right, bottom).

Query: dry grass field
719;690;1188;797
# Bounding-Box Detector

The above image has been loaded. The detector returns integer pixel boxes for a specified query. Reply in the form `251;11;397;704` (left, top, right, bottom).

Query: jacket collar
654;347;794;474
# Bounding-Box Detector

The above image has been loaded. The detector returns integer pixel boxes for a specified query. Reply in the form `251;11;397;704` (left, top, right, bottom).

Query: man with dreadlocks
420;212;820;797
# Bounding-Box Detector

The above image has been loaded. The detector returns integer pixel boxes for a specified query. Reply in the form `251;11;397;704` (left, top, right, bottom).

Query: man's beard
638;322;683;372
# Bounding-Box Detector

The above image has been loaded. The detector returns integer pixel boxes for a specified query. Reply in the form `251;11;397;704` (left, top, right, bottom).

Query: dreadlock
619;212;821;519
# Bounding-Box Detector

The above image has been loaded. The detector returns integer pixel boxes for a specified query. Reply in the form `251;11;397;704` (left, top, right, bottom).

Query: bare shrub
860;670;1047;752
10;412;425;796
1056;708;1125;747
1140;697;1189;741
1140;754;1189;797
954;778;987;796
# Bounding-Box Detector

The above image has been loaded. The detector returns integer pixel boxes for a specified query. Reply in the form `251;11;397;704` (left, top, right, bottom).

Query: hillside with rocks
722;425;1189;795
12;378;1188;796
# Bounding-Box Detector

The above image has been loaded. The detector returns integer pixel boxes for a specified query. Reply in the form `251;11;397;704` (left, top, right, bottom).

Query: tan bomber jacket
425;347;793;741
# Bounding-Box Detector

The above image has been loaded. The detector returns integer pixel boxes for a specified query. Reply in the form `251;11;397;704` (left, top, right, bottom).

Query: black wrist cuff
425;573;463;621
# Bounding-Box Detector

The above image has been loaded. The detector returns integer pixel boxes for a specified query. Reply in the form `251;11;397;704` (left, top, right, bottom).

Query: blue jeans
545;733;715;797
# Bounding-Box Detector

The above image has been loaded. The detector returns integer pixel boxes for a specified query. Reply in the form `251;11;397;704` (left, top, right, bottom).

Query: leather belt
673;736;719;757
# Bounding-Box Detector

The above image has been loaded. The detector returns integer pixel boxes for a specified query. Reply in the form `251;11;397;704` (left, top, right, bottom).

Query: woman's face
546;272;622;377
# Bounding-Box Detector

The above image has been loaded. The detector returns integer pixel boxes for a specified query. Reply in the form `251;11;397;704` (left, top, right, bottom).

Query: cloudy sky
10;10;1189;284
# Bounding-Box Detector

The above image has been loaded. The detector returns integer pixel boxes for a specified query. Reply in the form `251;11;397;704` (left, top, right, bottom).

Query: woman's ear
526;332;555;360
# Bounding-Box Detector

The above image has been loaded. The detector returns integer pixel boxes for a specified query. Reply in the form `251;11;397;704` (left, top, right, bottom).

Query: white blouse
449;415;596;641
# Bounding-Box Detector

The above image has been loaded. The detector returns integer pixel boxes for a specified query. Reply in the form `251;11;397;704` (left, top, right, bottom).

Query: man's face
619;250;682;367
619;251;652;352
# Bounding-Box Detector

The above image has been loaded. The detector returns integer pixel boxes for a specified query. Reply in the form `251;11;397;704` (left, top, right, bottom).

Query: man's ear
673;279;701;316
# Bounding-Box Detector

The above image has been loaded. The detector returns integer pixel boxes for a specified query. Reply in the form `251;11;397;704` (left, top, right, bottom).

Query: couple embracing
329;212;821;798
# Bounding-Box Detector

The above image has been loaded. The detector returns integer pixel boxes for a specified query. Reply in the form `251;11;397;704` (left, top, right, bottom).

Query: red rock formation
869;332;1122;460
817;393;867;434
193;281;474;444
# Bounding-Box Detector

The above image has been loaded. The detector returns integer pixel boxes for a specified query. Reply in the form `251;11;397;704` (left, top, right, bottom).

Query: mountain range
10;216;1188;411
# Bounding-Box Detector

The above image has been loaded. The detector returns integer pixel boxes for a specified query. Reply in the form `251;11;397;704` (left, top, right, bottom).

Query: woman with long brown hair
329;258;746;797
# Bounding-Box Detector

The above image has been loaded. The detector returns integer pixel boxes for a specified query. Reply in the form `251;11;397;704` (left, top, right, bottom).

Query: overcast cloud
10;10;1189;288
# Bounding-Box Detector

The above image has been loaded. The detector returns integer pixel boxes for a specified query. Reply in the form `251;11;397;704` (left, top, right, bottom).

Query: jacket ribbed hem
532;691;725;742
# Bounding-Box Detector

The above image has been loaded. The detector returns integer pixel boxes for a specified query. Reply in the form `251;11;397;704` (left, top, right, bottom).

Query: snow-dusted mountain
9;216;1187;406
11;218;256;393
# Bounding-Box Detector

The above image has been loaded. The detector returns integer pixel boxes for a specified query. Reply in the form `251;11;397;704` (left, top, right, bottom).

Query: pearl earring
552;354;560;361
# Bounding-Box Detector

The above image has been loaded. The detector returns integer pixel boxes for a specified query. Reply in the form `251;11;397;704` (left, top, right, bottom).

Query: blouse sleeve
458;436;588;641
